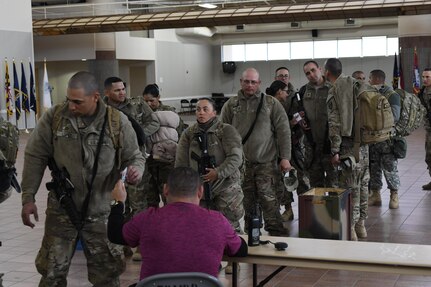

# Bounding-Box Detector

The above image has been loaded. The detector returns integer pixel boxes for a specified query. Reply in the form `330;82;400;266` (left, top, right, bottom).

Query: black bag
392;137;407;159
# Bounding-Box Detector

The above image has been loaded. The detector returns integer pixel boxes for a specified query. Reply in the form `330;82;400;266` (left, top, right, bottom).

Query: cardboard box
299;188;351;240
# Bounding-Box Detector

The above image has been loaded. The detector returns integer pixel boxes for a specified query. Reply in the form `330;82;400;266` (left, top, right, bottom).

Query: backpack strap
107;106;122;169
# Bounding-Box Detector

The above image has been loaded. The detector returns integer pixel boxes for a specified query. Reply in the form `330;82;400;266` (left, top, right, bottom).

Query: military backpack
354;82;394;145
383;89;425;137
0;119;19;167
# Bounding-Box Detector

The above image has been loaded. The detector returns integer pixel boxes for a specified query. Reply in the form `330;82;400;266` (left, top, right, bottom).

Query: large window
221;36;399;61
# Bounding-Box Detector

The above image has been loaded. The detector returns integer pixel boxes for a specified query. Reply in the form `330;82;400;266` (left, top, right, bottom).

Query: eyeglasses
277;74;289;78
242;79;259;85
282;89;289;92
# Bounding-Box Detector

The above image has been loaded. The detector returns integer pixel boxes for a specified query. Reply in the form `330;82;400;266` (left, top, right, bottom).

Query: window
387;37;399;56
245;43;267;61
313;40;337;59
268;42;290;60
222;44;245;61
290;41;313;60
362;36;387;57
337;39;362;58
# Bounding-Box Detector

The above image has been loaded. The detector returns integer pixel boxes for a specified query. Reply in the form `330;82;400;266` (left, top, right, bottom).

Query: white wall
399;15;431;37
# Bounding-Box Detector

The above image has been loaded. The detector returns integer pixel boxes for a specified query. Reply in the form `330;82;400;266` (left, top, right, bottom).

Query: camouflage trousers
126;165;149;216
243;160;286;234
36;207;125;287
338;145;370;225
425;130;431;177
369;140;400;191
145;160;174;208
305;145;338;188
200;183;245;232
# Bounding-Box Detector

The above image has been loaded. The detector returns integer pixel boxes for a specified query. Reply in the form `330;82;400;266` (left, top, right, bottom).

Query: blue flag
29;62;37;114
392;53;399;90
21;62;29;113
13;62;21;121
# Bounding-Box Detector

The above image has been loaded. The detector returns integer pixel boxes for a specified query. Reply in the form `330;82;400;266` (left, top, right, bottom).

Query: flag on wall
392;53;399;90
42;61;52;110
4;60;13;119
29;62;37;114
399;52;404;90
413;47;420;95
21;62;29;113
13;61;21;121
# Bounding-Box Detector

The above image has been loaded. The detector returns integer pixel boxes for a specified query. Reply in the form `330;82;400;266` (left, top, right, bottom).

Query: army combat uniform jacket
175;118;243;194
221;90;291;163
21;101;146;217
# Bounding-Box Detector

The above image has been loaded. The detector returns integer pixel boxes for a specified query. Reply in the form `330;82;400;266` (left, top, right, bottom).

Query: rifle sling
242;93;264;145
81;111;108;226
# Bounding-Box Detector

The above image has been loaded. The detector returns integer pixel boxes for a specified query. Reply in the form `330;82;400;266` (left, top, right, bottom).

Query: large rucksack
389;89;425;137
354;82;394;145
0;119;19;167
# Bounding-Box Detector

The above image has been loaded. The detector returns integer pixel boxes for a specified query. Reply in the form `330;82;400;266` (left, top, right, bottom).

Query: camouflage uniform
422;87;431;177
175;117;244;231
105;97;160;214
221;90;291;236
145;103;182;208
293;81;338;188
369;85;401;192
276;83;310;208
0;150;13;204
0;118;19;204
327;75;370;229
21;102;145;287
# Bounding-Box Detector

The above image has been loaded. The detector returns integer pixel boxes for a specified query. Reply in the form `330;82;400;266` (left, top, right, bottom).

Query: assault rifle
0;160;20;193
191;131;216;209
46;158;83;231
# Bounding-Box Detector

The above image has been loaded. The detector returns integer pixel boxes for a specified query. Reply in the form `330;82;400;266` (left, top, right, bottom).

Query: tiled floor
2;122;431;286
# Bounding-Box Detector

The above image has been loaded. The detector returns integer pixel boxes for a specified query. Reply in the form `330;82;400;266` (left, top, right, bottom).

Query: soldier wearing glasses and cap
221;67;291;237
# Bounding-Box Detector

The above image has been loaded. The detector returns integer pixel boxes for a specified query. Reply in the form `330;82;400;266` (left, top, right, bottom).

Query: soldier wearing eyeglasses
221;68;291;237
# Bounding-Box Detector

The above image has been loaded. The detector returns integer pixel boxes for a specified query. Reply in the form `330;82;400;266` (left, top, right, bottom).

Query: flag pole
22;60;29;133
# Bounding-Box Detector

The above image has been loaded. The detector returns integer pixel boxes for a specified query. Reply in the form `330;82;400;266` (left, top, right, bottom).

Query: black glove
0;168;13;193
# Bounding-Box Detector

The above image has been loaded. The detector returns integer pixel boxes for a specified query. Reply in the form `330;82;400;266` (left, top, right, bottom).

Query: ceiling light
199;3;217;9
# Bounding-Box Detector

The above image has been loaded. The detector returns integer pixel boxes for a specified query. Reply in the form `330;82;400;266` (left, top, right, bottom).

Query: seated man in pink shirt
108;167;247;281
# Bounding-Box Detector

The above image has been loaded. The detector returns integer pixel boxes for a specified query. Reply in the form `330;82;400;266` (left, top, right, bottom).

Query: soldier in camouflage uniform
143;83;186;208
21;72;146;287
104;77;160;214
352;71;366;84
292;61;338;189
221;68;291;237
0;118;19;204
274;68;310;221
324;59;370;241
420;68;431;190
368;70;401;209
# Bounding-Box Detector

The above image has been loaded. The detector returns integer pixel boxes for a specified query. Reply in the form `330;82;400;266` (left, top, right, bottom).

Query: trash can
299;188;351;240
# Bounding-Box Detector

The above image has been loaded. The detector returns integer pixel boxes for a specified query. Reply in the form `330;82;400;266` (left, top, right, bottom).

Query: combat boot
225;261;240;274
422;182;431;190
132;247;142;261
282;204;294;221
351;226;358;241
355;219;367;239
389;190;399;209
368;190;382;206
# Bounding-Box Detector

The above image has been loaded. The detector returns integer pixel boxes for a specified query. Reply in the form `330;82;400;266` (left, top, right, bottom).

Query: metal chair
190;98;198;113
180;99;190;113
136;272;223;287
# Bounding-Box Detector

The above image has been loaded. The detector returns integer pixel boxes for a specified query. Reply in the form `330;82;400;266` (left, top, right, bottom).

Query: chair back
136;272;223;287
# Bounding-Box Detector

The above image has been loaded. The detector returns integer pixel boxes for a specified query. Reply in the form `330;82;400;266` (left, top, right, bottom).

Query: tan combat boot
355;219;367;239
368;190;382;206
351;226;358;241
422;182;431;190
389;190;399;209
132;247;142;261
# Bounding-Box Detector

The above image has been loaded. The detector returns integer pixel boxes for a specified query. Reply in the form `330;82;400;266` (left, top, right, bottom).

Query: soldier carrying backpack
367;69;402;210
0;117;20;204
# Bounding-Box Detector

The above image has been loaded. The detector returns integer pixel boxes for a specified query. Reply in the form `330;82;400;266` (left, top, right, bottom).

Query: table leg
253;264;257;287
232;262;238;287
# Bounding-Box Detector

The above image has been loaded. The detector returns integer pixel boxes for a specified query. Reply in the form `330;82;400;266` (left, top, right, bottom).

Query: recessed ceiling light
199;3;217;9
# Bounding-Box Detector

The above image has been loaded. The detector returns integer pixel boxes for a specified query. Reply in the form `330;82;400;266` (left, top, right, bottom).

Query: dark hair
265;80;287;96
275;66;290;73
68;71;98;96
352;71;365;78
303;60;319;68
424;68;431;72
104;77;123;89
197;97;216;110
143;83;160;97
324;58;342;78
370;69;386;82
167;167;202;197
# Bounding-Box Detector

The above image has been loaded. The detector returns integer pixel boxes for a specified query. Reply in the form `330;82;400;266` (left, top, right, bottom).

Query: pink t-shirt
122;202;242;279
